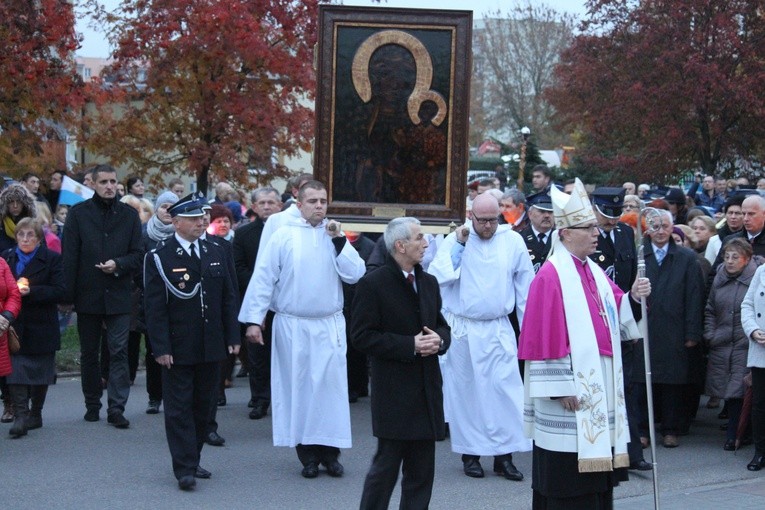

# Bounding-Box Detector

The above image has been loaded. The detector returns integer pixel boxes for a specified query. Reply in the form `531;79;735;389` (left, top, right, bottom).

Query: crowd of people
3;164;765;507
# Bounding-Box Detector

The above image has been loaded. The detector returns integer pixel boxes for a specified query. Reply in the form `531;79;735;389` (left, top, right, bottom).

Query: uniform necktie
655;247;665;265
189;242;199;262
537;232;546;244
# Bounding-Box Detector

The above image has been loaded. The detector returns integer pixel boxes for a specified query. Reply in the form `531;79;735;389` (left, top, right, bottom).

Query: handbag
7;326;19;354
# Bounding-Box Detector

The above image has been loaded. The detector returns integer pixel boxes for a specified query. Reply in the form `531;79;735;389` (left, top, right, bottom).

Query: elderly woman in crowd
740;246;765;471
622;194;642;214
690;216;718;264
208;204;234;241
140;191;178;414
3;218;56;437
705;238;756;451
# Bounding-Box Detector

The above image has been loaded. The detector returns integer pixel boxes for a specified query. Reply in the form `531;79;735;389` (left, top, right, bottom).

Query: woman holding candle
2;218;64;437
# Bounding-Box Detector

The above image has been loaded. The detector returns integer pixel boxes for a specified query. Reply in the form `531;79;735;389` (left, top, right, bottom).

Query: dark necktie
537;233;546;245
406;273;415;292
189;242;199;262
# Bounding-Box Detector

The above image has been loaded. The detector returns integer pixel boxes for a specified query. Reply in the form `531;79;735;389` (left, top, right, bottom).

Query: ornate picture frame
315;6;472;230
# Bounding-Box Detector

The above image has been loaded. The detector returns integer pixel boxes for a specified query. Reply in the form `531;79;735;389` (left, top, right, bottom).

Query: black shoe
216;397;227;407
493;457;523;481
146;400;161;414
107;412;130;429
462;455;484;478
629;459;653;471
248;398;256;408
301;461;319;478
9;416;27;438
323;459;344;477
249;404;268;420
205;431;225;446
724;439;736;451
194;466;211;479
26;413;42;430
178;475;196;491
748;453;765;471
84;409;100;422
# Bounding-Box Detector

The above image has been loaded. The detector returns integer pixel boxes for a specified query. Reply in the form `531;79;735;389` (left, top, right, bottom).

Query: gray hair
501;188;526;206
251;186;280;202
384;217;421;254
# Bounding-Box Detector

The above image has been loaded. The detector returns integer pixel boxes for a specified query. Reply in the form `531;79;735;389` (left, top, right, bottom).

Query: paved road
3;373;765;509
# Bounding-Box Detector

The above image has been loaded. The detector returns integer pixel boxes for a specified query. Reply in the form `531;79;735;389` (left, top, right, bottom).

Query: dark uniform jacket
62;195;143;314
2;246;65;354
589;223;637;292
144;235;239;365
232;216;264;301
351;256;450;441
520;225;552;273
633;239;704;385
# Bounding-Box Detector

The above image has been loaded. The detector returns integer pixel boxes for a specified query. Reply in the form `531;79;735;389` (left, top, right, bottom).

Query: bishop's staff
636;205;663;510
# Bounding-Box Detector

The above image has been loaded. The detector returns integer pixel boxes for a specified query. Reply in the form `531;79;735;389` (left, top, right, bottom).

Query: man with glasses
520;189;555;273
519;178;650;508
429;193;534;481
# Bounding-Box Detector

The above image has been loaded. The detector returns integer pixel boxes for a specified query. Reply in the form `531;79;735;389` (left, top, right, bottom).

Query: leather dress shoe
629;459;653;471
323;459;344;477
178;475;196;491
194;466;211;479
747;453;765;471
462;455;484;478
107;412;130;429
248;398;256;408
205;431;225;446
301;461;319;478
84;409;100;422
249;403;268;420
724;439;736;451
216;396;227;407
663;435;678;448
493;457;523;481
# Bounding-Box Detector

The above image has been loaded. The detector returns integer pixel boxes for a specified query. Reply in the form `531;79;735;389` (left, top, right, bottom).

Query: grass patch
58;325;81;373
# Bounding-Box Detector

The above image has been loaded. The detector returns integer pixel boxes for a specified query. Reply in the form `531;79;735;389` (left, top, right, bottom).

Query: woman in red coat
0;249;22;395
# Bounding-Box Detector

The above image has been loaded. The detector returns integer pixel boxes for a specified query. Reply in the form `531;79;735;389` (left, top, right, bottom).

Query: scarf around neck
15;245;38;276
146;215;175;242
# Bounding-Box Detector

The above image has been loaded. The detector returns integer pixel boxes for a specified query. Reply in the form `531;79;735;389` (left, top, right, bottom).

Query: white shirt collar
175;233;199;256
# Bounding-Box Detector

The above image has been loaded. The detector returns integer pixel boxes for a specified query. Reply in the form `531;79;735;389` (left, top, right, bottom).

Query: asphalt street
3;372;765;509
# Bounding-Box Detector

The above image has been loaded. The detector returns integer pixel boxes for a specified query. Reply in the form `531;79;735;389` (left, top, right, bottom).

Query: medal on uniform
176;247;184;256
530;254;536;261
183;274;190;281
599;255;605;262
179;282;185;289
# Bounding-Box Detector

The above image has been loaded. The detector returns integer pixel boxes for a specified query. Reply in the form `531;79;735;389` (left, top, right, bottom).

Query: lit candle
17;278;28;292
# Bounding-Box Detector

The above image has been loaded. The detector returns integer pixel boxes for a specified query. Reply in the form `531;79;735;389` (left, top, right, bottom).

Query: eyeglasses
622;204;639;211
16;232;37;240
473;217;499;225
566;224;600;232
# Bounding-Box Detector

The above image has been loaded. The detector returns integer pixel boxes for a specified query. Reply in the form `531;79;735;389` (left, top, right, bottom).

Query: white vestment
239;218;366;448
428;225;534;455
257;203;301;254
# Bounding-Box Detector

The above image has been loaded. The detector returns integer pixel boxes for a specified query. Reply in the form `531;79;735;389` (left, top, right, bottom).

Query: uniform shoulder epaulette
153;239;169;253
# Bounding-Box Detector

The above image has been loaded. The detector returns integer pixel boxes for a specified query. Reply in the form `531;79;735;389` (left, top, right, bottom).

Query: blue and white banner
58;175;94;206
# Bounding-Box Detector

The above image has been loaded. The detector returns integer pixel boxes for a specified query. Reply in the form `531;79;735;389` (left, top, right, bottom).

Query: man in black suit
232;187;281;419
520;189;555;273
589;187;650;471
351;217;450;510
144;193;240;491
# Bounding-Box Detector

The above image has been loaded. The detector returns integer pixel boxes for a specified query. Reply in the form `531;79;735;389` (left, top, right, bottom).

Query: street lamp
516;126;531;191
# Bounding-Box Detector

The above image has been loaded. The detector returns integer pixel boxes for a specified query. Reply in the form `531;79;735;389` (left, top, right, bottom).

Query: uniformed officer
588;186;651;471
520;189;555;273
144;193;240;491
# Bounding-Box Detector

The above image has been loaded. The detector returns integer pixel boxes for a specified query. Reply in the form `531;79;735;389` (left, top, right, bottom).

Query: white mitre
550;178;596;229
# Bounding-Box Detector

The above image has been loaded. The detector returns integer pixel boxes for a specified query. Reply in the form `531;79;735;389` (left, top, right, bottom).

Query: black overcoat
633;239;704;384
232;216;264;301
144;235;239;365
351;256;450;441
61;196;143;314
2;246;65;354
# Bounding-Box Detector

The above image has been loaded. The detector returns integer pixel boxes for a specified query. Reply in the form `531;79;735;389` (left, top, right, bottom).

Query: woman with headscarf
705;238;755;451
2;218;64;437
140;191;179;414
0;184;37;252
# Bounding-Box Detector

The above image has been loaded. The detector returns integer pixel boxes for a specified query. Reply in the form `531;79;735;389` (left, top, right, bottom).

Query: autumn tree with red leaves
0;0;85;174
84;0;318;194
547;0;765;183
